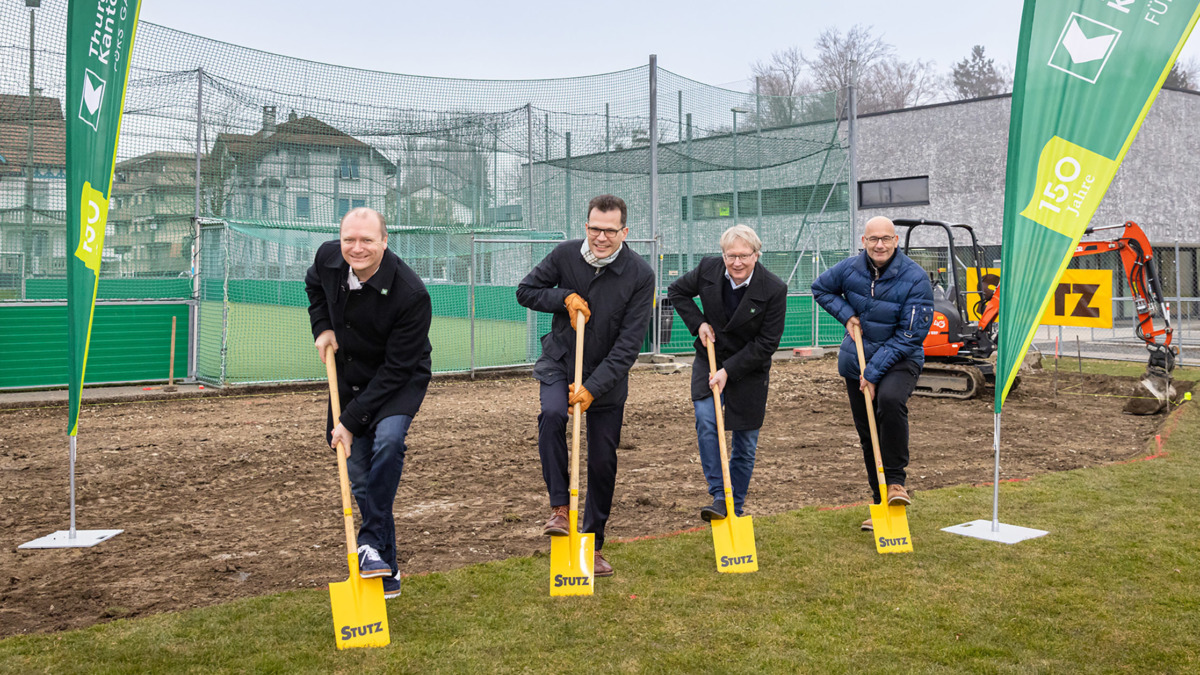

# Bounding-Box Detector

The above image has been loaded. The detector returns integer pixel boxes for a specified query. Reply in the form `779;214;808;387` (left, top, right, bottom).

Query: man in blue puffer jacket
812;216;934;532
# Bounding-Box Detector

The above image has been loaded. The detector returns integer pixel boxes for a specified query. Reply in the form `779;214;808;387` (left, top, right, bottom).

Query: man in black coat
667;225;788;521
305;207;432;599
515;194;654;578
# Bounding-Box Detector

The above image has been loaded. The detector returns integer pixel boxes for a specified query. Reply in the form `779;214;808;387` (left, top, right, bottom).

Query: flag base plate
942;520;1048;544
19;529;123;549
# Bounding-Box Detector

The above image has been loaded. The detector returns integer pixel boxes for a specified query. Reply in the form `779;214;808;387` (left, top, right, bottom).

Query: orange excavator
893;219;1175;413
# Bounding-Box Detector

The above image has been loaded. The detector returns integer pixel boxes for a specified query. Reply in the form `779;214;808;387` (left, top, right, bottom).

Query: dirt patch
0;357;1174;637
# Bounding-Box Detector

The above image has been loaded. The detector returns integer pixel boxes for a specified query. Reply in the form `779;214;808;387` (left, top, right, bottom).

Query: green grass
198;301;529;382
3;407;1198;673
1046;355;1200;382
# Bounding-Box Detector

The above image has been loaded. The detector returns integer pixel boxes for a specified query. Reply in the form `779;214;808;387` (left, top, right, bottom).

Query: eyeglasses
864;235;897;245
586;224;625;238
722;252;757;263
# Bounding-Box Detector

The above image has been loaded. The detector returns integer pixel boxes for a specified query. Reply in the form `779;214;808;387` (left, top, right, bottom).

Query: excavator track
915;363;987;400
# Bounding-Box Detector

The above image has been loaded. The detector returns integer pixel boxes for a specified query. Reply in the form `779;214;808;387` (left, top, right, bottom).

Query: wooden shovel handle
849;325;887;496
323;345;359;570
569;311;585;530
705;341;734;507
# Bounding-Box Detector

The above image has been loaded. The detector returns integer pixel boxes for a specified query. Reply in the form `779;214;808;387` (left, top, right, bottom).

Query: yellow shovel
850;326;914;554
549;310;595;596
705;340;758;573
324;345;390;648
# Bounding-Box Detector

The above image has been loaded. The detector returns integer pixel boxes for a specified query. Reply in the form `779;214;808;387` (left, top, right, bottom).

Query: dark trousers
538;379;623;551
346;414;412;576
844;359;920;503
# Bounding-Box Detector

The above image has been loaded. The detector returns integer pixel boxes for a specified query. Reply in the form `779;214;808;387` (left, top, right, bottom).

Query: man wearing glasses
516;194;654;577
667;225;788;521
812;216;933;532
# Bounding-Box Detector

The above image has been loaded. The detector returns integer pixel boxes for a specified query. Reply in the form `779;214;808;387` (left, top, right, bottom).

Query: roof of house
0;94;63;122
0;119;65;174
212;115;395;171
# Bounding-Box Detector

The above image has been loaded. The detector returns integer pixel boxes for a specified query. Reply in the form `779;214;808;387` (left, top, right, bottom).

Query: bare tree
865;58;940;110
752;47;809;127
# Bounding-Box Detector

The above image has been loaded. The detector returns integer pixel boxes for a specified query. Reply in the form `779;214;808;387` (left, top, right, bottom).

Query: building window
261;196;269;218
245;195;254;217
296;196;311;220
352;198;365;209
858;176;929;209
680;183;849;220
288;149;309;178
338;198;349;218
340;154;360;180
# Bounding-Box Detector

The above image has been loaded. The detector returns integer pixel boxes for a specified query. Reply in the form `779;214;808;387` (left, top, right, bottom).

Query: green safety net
1;1;851;383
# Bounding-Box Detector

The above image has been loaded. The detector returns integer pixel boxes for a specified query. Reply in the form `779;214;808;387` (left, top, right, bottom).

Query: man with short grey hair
305;207;432;599
668;224;788;521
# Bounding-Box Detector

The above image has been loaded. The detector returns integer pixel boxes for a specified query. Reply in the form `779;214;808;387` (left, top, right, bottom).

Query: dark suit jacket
515;240;655;409
667;257;788;430
305;240;433;436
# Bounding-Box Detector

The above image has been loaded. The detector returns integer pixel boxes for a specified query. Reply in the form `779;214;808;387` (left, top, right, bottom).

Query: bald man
305;207;433;599
811;216;933;532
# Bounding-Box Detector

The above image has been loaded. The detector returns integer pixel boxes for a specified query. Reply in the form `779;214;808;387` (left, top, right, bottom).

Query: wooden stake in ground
163;316;178;393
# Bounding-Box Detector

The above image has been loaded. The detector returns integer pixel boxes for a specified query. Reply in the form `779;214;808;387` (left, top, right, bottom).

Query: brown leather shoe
593;551;614;577
861;518;874;531
887;484;911;506
542;505;569;536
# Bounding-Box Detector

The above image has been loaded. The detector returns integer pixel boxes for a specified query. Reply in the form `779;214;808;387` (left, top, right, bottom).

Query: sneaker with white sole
383;573;401;599
357;544;391;579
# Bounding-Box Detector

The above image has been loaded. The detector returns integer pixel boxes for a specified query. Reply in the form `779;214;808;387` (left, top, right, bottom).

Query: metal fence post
1175;225;1184;360
189;67;203;381
755;76;763;229
220;223;230;386
649;54;660;354
847;80;858;251
470;237;476;379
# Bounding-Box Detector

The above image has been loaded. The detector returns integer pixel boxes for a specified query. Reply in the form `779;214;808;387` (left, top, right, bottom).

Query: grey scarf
581;240;622;268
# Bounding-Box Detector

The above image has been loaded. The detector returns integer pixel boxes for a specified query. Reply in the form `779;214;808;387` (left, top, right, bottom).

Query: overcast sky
136;0;1199;89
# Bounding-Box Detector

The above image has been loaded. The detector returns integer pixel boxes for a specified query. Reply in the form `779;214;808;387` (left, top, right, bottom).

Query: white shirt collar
724;267;753;290
347;267;363;290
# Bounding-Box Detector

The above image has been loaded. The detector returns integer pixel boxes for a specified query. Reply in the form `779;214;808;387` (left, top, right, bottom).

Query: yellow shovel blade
330;555;390;649
869;502;913;554
711;513;758;573
549;530;594;596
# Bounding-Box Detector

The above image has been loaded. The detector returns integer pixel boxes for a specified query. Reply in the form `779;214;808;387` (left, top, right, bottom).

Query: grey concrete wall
850;88;1200;247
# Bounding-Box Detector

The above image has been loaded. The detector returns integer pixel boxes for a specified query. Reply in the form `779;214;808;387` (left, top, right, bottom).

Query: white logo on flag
1048;14;1122;84
78;69;106;130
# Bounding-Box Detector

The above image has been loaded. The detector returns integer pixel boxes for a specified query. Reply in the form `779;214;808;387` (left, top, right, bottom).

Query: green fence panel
0;304;190;389
25;278;192;301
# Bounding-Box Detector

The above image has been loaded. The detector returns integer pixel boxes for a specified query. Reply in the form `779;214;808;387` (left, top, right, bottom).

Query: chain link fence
1;1;853;387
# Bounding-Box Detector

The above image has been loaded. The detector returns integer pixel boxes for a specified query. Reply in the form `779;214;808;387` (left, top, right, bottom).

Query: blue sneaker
357;545;391;579
383;573;401;599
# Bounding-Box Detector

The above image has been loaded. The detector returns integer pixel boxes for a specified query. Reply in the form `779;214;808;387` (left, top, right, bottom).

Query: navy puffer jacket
811;249;934;383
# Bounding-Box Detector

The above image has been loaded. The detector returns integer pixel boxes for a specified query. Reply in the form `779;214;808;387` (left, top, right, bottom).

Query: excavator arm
1074;221;1176;413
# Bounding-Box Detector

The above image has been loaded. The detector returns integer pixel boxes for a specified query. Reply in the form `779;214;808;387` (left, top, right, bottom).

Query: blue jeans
346;414;411;576
694;395;759;516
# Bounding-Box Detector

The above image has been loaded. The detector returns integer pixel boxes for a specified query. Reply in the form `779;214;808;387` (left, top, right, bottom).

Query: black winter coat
515;240;654;409
667;257;788;430
305;240;433;436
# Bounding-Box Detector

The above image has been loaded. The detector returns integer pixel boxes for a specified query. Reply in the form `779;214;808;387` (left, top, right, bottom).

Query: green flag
996;0;1199;413
66;0;143;434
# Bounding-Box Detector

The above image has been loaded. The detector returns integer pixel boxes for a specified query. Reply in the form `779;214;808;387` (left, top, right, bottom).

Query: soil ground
0;356;1180;637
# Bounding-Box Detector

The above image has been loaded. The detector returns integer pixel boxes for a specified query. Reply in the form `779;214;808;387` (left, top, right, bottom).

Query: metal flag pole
940;413;1048;545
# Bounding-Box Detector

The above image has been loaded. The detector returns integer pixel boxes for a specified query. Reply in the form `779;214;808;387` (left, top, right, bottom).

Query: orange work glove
567;383;594;413
564;293;591;330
